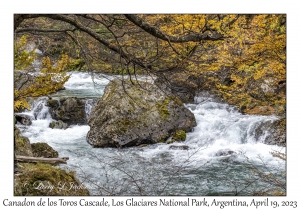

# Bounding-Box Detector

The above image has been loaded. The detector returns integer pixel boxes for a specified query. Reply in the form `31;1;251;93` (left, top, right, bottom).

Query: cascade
16;71;286;196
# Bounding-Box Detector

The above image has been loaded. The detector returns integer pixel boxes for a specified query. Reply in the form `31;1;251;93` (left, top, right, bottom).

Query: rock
31;142;59;158
217;66;235;86
155;73;199;103
49;120;68;129
14;126;33;156
169;145;189;150
137;144;148;147
246;106;275;115
15;113;34;126
154;70;224;104
47;97;86;125
87;79;197;148
255;118;286;147
245;78;276;101
47;99;59;109
14;71;36;91
215;149;236;157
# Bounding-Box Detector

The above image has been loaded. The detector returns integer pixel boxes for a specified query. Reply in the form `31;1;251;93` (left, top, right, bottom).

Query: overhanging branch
124;14;224;43
15;28;76;34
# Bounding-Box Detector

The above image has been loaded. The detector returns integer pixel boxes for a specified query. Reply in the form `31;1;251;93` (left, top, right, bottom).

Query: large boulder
47;97;86;125
87;79;197;148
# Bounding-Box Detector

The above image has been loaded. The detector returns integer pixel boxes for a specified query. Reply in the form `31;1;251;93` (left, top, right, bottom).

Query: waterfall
85;99;97;121
21;97;52;120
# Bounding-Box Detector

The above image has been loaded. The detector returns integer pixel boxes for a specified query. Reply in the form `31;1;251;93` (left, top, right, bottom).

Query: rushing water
16;71;286;196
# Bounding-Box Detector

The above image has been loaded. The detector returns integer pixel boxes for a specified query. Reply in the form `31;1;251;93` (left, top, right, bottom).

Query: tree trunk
16;155;69;165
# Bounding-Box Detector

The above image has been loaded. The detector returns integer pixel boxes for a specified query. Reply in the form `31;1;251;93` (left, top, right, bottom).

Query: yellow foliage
14;37;70;111
14;98;31;112
14;15;285;115
14;35;37;70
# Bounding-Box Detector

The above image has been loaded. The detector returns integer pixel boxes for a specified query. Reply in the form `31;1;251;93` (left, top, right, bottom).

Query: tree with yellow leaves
14;14;285;115
14;35;70;112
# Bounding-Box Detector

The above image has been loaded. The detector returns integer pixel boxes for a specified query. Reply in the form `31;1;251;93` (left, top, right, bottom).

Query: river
16;71;286;196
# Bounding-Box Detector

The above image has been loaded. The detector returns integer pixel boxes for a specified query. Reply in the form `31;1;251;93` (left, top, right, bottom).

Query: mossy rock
49;120;68;129
169;145;189;150
14;163;90;196
47;97;87;125
255;118;286;147
87;79;196;148
14;126;33;156
31;142;59;158
47;99;59;109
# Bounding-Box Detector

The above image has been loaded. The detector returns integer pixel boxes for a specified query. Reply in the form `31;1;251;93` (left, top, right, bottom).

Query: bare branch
15;28;76;34
125;14;224;43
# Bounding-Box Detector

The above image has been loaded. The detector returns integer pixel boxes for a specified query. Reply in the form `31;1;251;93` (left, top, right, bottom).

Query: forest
13;14;286;196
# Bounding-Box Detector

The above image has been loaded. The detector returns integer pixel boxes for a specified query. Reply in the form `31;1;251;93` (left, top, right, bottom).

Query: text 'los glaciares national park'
2;198;298;209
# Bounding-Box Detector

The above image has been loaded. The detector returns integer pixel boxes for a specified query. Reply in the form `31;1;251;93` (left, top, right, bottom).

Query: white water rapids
16;71;286;196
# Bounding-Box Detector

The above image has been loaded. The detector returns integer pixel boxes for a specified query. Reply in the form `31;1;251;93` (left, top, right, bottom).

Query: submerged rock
87;79;197;148
49;120;68;129
169;145;190;150
215;149;236;157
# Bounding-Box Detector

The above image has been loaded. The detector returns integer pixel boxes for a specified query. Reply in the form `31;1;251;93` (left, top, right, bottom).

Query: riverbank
14;125;89;196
